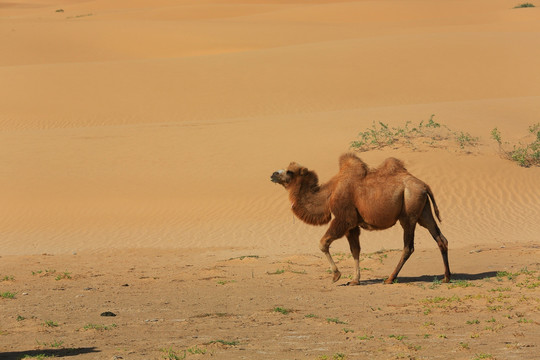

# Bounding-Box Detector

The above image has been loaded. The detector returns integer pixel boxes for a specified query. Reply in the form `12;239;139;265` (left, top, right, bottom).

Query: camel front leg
320;234;341;282
346;227;361;285
319;219;350;283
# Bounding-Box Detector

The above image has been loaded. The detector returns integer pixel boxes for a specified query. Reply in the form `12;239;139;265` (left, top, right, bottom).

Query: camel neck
289;184;331;226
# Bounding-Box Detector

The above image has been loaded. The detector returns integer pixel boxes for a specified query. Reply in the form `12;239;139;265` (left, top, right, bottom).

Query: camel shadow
341;271;499;286
0;347;99;360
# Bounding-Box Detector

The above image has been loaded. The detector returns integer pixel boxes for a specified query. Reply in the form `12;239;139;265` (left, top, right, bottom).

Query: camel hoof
347;281;360;286
383;278;394;284
443;276;451;283
332;271;342;283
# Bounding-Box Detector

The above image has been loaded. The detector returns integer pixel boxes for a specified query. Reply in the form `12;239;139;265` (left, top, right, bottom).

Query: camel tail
426;185;442;222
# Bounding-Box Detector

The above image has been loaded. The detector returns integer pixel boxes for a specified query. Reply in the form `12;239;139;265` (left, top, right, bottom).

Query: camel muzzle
271;170;284;183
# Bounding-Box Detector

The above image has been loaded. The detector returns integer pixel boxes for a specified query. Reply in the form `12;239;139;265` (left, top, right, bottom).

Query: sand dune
1;0;540;257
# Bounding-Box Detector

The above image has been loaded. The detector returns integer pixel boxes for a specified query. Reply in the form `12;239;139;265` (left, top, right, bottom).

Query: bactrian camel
271;153;451;285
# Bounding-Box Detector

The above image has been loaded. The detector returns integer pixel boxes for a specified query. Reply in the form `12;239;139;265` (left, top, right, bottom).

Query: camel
270;153;451;285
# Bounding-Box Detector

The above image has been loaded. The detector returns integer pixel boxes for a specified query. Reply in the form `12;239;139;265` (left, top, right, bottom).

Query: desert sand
1;0;539;359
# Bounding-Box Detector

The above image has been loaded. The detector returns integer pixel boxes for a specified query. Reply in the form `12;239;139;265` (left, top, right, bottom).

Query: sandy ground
1;0;540;359
0;246;539;359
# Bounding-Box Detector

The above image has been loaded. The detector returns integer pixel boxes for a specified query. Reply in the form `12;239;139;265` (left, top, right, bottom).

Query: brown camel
270;153;451;285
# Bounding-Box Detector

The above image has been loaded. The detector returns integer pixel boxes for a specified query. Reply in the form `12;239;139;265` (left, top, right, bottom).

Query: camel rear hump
374;157;407;175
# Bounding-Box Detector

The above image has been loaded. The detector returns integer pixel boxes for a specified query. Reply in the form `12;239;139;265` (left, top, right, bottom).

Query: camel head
271;162;314;189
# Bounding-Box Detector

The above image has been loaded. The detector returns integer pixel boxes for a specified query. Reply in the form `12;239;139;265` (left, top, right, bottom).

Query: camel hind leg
418;201;451;283
384;220;416;284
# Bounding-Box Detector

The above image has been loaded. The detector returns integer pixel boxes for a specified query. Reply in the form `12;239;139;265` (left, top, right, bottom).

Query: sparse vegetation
472;354;494;360
514;3;535;8
272;307;292;315
351;117;539;167
1;275;14;282
448;279;475;288
455;131;480;149
161;347;186;360
83;323;117;331
50;339;64;348
266;267;306;275
228;255;260;261
32;269;57;277
490;287;511;292
266;269;285;275
319;354;347;360
327;317;348;324
43;320;59;327
67;13;94;19
3;235;539;360
430;277;443;289
193;312;231;318
1;292;16;299
351;115;479;152
187;346;207;355
496;270;515;280
207;339;239;346
36;339;64;348
422;295;461;304
55;271;72;281
357;334;374;340
389;334;407;341
491;123;540;167
21;354;56;359
216;279;236;285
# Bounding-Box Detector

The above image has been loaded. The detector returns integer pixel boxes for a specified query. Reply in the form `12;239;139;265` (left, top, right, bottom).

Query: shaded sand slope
1;0;539;255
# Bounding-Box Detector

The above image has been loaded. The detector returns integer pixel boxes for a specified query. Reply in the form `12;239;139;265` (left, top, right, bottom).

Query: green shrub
490;123;539;167
514;3;535;8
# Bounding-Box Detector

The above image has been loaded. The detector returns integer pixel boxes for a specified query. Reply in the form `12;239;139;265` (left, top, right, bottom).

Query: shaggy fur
271;153;451;285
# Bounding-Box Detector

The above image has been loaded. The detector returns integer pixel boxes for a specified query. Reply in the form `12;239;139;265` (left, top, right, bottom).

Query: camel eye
286;170;294;176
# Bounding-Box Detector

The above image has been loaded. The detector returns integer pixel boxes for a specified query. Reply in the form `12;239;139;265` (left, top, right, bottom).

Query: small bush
272;307;292;315
1;292;16;299
514;3;535;8
491;123;540;167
